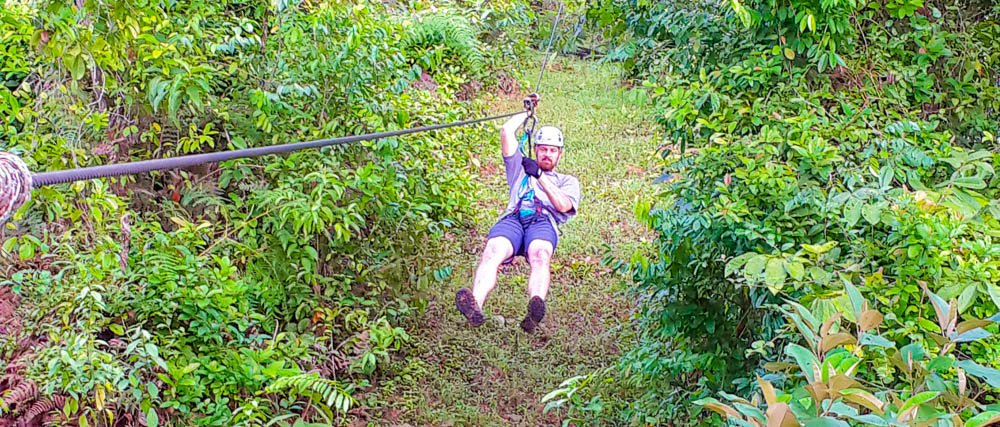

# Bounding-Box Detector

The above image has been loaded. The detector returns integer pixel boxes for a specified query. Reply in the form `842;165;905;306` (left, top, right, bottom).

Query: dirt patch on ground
0;286;22;337
494;72;521;99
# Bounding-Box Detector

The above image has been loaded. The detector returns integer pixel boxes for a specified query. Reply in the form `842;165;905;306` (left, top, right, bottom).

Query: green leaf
924;284;951;330
952;176;986;189
805;417;850;427
789;300;820;332
844;280;864;320
862;203;881;225
787;303;819;346
787;262;805;281
848;414;890;426
146;408;159;427
147;383;159;400
186;86;203;109
803;242;837;255
784;48;795;60
987;285;1000;311
899;343;926;365
745;254;766;279
844;199;862;227
859;332;894;348
807;14;816;32
66;54;86;80
927;356;954;372
727;253;756;277
953;328;991;343
732;402;766;421
109;324;125;335
966;411;1000;427
18;243;34;260
898;391;939;415
765;258;787;290
786;343;820;382
958;284;978;313
2;237;15;253
956;360;1000;388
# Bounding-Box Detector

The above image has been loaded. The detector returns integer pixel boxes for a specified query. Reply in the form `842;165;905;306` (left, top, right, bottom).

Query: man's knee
527;241;553;268
482;237;514;264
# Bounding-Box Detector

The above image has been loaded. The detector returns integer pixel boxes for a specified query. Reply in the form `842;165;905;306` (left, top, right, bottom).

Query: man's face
535;145;562;172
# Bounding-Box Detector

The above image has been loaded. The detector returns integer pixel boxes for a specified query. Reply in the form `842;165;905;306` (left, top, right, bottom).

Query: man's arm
500;112;529;157
536;175;578;214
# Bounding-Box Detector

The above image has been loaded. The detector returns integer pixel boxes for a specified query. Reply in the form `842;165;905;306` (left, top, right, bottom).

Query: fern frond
1;380;37;410
20;394;65;425
266;373;355;415
402;12;485;73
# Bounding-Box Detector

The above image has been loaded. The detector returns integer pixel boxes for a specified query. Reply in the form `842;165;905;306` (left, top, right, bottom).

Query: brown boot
455;288;485;326
520;296;546;333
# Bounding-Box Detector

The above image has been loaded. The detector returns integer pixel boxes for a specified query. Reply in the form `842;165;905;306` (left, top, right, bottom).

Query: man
454;104;582;333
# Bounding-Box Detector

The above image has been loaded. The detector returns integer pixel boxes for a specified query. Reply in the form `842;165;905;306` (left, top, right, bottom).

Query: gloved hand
522;157;541;178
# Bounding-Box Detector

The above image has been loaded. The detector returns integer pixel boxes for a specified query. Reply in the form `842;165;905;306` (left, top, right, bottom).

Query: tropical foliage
0;0;537;425
544;0;1000;425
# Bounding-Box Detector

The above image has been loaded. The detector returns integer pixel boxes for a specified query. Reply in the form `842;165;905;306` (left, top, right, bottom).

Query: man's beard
539;159;555;171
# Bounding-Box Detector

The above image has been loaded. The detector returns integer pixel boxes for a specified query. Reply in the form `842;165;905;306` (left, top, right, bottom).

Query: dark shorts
487;213;558;262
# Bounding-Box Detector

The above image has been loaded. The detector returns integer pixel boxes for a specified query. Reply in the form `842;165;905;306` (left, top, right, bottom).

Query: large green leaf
844;199;862;227
765;257;787;290
727;253;756;276
859;333;894;348
897;391;939;415
987;285;1000;311
956;360;1000;388
952;328;991;343
899;343;926;366
843;279;863;320
958;284;978;313
745;254;767;279
786;343;820;382
965;411;1000;427
787;261;805;281
862;202;881;225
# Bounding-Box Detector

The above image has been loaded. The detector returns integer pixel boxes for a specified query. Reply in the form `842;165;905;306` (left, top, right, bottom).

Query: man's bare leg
521;240;553;332
472;237;515;308
456;237;513;326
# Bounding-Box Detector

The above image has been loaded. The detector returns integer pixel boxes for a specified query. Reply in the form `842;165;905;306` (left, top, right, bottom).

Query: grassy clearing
375;57;657;426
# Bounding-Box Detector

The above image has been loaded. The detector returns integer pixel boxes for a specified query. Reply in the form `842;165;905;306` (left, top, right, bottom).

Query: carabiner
519;114;538;158
519;93;540;158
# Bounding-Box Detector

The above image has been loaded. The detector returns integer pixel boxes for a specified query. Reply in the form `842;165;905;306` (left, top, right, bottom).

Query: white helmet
534;126;564;148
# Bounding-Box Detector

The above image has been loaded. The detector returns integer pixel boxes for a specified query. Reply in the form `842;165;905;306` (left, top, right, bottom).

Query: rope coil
0;152;32;223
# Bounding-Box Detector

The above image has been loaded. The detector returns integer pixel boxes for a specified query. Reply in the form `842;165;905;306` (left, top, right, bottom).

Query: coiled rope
0;152;32;223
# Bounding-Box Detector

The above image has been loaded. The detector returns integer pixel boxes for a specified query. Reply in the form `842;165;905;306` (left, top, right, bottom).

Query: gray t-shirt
501;150;581;232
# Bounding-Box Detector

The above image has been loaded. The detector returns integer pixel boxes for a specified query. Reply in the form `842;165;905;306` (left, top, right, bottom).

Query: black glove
521;157;541;178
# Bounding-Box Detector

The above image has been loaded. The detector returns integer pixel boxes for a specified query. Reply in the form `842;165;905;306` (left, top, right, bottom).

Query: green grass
375;57;656;426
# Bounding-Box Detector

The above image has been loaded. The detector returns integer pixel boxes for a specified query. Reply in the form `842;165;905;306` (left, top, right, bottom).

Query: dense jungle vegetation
543;0;1000;425
2;0;999;425
0;0;570;425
